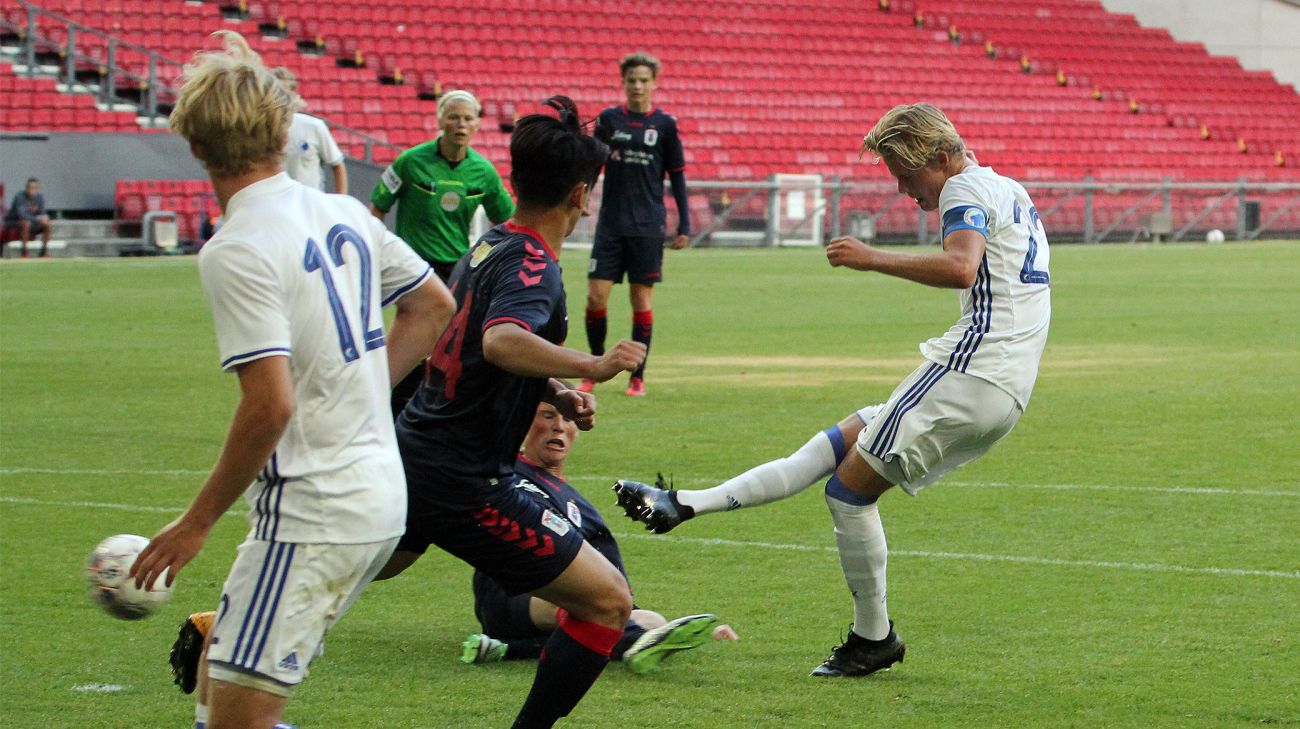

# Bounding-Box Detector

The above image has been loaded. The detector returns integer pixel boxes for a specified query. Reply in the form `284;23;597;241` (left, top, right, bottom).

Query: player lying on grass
461;402;738;674
615;102;1051;679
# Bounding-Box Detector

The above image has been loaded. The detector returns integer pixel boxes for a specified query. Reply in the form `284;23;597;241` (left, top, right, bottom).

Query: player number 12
303;225;385;362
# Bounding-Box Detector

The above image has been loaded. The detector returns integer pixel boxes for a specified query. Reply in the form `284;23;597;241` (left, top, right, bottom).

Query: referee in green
370;89;514;282
372;89;514;415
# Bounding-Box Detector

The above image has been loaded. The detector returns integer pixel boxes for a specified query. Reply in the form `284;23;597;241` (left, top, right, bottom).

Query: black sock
585;308;607;358
610;619;647;661
504;636;548;661
631;309;653;380
512;613;619;729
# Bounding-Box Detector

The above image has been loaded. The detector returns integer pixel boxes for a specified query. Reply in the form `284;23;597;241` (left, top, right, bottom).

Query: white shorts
857;361;1022;495
206;536;399;696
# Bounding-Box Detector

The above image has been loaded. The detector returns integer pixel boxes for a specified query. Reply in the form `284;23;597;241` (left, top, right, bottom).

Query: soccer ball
1205;228;1226;244
85;534;172;620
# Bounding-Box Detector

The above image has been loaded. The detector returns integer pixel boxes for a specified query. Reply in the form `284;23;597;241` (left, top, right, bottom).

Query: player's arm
666;121;691;249
370;157;402;220
484;169;515;224
385;277;454;384
825;229;984;289
482;323;643;382
331;162;348;196
131;356;293;589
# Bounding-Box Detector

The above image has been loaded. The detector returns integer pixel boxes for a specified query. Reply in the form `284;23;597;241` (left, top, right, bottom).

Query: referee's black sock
513;610;618;728
631;309;653;380
585;307;607;357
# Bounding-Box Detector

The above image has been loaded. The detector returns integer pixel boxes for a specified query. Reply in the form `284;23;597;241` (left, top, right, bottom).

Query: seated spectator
5;178;52;258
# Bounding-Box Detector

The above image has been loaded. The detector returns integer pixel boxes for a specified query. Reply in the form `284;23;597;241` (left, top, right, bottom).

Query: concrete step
2;237;151;258
51;219;118;239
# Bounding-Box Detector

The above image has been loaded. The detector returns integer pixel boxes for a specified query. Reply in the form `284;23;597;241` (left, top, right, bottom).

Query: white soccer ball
85;534;171;620
1205;228;1225;244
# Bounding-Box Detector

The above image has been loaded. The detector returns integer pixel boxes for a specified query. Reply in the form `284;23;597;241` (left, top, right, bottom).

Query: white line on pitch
0;467;209;476
566;475;1300;498
618;533;1300;580
3;496;1295;580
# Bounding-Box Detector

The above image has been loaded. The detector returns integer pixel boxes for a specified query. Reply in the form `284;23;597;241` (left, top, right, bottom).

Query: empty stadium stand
3;0;1297;244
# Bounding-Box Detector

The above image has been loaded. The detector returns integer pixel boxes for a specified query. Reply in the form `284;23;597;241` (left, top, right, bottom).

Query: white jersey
920;165;1051;408
283;113;344;191
198;173;432;544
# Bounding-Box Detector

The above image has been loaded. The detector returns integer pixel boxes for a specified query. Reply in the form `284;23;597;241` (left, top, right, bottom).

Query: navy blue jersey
594;105;687;238
397;223;567;502
511;457;626;577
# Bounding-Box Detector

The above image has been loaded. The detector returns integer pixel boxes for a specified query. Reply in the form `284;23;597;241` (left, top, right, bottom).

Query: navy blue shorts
587;232;664;285
471;571;543;639
398;478;586;596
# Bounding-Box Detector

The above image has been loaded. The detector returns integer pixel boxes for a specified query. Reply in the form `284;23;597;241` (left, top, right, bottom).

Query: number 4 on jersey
429;289;473;399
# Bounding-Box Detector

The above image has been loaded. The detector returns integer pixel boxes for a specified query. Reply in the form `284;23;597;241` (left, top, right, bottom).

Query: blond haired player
616;102;1051;677
129;31;454;729
270;66;348;194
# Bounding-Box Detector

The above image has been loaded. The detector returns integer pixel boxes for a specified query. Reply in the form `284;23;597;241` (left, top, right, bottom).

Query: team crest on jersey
541;509;571;536
643;128;659;146
963;207;987;229
566;501;582;529
439;190;461;212
470;241;495;268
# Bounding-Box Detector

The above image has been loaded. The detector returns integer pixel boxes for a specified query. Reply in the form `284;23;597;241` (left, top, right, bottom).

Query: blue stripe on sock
825;474;878;506
823;427;846;463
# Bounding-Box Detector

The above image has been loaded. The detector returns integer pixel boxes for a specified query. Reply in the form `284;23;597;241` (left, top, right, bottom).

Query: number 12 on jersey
1014;202;1050;285
303;224;386;362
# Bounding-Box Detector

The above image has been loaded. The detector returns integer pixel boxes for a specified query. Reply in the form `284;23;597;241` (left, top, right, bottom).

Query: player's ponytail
542;95;583;133
511;97;609;209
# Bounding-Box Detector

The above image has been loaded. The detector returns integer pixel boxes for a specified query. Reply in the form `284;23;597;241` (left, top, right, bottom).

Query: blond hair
170;31;294;177
437;89;481;119
270;65;307;111
861;103;965;171
620;51;660;79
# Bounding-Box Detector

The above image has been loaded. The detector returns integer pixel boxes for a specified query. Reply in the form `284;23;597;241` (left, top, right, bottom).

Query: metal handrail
7;0;400;160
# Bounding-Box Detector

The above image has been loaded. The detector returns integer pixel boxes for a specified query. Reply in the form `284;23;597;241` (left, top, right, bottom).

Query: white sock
194;703;209;729
825;491;890;641
675;430;839;515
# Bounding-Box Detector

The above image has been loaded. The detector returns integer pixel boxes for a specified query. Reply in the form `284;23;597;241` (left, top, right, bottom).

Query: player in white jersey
130;32;454;729
614;102;1051;677
272;67;347;193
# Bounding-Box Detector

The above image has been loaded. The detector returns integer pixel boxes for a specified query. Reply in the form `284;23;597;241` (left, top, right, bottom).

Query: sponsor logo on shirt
612;131;633;142
540;509;571;536
566;500;582;529
470;241;495;268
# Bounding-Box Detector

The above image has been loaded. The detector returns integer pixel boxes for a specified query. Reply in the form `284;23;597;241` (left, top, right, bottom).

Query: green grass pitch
1;242;1297;728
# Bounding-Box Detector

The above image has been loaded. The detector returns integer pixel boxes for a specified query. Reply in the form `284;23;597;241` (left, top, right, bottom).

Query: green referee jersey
370;138;514;264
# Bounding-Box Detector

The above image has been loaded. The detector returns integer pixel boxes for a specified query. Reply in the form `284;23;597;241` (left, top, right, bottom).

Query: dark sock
504;636;548;661
610;619;647;661
512;610;620;729
631;309;653;380
585;307;607;358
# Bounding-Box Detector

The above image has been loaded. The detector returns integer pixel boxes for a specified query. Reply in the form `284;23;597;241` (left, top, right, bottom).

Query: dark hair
26;178;38;185
509;96;608;209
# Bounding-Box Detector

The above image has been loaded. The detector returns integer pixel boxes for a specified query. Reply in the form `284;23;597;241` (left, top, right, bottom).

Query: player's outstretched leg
680;406;882;516
622;614;719;675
